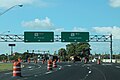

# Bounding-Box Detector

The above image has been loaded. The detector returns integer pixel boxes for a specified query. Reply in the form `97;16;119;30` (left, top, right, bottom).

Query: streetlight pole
110;34;113;63
0;4;23;16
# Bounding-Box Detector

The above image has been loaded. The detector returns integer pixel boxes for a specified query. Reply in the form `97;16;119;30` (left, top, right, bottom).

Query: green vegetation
58;42;91;61
0;63;12;71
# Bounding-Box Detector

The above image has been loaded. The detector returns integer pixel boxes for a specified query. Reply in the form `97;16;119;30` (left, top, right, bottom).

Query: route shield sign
61;32;89;42
24;32;54;42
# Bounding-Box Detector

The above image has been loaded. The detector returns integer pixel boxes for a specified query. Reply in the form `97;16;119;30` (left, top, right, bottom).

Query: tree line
58;42;91;61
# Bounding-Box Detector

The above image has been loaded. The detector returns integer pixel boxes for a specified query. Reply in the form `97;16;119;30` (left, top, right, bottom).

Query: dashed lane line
102;64;112;66
89;71;92;74
4;72;12;75
116;66;120;69
64;65;72;67
45;71;53;74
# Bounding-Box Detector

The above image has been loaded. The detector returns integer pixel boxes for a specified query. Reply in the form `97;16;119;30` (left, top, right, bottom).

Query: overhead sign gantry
0;32;113;62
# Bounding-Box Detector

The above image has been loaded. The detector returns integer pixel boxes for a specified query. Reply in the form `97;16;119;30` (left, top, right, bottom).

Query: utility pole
110;34;113;63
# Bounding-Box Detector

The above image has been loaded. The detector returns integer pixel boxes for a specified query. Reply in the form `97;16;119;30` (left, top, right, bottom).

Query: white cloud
93;26;120;39
22;17;54;30
109;0;120;8
55;28;64;32
0;0;48;9
54;27;87;32
73;27;88;32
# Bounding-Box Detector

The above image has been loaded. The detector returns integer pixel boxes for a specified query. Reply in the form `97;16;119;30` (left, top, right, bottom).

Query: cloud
55;28;64;32
54;27;87;32
72;26;120;39
73;27;87;32
0;0;48;9
93;26;120;39
109;0;120;8
22;17;54;30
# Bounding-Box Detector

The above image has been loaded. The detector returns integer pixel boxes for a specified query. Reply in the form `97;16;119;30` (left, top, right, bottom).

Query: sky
0;0;120;55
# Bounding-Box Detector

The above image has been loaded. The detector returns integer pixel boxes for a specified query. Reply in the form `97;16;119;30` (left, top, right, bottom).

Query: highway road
1;61;120;80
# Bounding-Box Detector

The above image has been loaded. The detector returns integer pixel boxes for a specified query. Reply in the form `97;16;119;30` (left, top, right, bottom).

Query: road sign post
24;32;54;42
61;32;89;42
8;44;16;55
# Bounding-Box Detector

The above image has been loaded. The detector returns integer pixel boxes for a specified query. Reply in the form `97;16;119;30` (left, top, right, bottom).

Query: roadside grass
0;63;12;72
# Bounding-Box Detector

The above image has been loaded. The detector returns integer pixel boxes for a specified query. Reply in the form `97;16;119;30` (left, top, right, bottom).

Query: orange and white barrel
42;59;45;64
58;59;60;62
13;61;21;77
84;58;87;64
47;60;53;71
18;58;22;63
53;60;57;68
28;58;30;63
97;59;100;64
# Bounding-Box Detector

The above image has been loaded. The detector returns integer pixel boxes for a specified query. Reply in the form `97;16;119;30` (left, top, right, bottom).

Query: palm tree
58;48;67;61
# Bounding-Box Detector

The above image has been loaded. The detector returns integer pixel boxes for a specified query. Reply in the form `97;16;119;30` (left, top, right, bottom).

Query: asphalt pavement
1;61;120;80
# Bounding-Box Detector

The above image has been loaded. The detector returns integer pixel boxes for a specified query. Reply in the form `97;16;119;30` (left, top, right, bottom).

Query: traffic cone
13;61;21;77
47;60;53;71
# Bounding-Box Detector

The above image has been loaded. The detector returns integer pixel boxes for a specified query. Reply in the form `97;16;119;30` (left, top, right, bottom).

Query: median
0;63;12;72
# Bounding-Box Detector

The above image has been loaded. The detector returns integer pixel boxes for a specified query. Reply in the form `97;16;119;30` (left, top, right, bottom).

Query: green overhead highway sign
24;32;54;42
61;32;89;42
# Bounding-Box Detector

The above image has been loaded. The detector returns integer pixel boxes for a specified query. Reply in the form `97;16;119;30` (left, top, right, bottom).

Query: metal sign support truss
0;34;113;63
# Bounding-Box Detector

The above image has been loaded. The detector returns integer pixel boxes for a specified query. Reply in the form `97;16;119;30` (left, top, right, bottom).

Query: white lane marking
86;74;89;76
102;64;112;66
28;66;32;68
45;71;53;74
82;64;92;67
93;67;107;80
87;67;90;69
29;69;33;70
4;72;12;74
89;71;92;74
59;67;61;70
58;66;62;70
21;65;25;68
65;65;71;67
34;75;38;77
80;66;92;80
23;78;28;80
38;65;41;68
116;66;120;68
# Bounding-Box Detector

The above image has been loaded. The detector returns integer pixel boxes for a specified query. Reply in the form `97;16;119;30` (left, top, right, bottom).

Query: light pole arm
0;5;23;16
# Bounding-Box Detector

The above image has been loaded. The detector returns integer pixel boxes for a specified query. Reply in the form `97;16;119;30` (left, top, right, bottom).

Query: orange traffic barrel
47;60;53;71
84;58;87;64
53;60;57;68
34;59;37;64
18;58;22;63
42;59;45;64
34;58;37;63
13;61;21;77
58;59;60;62
28;58;30;63
97;59;101;64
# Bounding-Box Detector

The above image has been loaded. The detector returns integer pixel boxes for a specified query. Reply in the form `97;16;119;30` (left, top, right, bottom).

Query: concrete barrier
102;59;116;63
